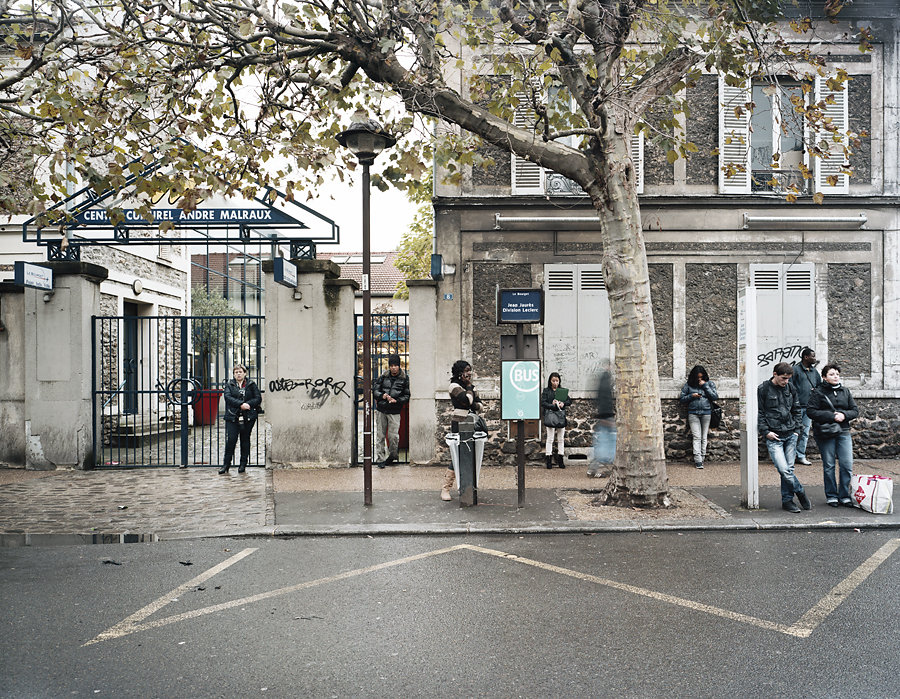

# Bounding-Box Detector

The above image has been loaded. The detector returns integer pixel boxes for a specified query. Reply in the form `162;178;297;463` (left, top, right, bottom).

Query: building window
720;74;849;195
750;80;808;194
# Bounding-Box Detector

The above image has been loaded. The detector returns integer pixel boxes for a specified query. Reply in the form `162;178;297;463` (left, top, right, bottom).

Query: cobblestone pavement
0;468;272;545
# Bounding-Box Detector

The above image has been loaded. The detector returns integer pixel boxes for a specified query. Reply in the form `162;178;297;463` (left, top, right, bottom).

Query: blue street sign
497;288;543;324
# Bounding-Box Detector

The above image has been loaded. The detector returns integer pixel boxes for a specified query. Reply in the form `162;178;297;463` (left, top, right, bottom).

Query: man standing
758;362;811;513
790;348;821;466
372;354;410;468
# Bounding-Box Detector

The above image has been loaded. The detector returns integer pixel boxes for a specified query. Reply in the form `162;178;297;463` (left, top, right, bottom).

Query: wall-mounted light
430;254;456;281
132;279;144;295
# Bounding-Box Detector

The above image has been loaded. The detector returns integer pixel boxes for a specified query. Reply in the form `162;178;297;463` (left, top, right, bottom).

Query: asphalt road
2;531;899;698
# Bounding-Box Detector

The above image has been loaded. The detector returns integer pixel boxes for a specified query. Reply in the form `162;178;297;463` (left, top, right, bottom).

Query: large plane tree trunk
585;135;668;507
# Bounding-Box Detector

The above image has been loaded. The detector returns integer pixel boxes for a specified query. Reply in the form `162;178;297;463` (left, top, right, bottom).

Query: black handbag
709;402;723;430
817;395;843;436
544;409;566;428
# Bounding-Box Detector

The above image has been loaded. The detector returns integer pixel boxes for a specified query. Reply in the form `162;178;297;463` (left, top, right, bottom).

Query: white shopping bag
850;474;894;514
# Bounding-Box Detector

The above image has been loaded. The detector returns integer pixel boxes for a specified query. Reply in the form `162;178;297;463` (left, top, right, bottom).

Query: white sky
308;175;419;253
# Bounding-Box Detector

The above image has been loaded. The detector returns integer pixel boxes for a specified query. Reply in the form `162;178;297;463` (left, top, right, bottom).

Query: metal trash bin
444;431;488;492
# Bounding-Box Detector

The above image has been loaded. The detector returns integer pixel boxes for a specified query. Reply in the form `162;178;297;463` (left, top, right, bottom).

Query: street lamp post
336;116;396;506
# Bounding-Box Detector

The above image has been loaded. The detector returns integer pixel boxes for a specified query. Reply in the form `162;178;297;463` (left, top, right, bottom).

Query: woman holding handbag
679;365;718;469
807;363;859;507
541;372;572;469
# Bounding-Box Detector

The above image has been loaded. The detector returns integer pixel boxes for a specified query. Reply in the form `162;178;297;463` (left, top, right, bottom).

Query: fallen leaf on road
102;560;121;565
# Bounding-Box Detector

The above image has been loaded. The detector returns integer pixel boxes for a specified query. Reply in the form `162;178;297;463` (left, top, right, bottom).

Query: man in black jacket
372;354;410;467
758;362;811;513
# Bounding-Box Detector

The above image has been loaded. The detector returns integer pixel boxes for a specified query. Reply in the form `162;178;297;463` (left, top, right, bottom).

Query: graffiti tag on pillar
757;344;804;368
268;376;351;404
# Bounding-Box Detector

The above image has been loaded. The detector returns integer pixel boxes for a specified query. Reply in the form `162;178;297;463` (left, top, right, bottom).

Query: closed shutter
719;78;751;193
544;265;578;385
512;91;544;194
814;75;850;194
751;263;815;384
544;263;611;391
631;130;644;195
576;265;611;387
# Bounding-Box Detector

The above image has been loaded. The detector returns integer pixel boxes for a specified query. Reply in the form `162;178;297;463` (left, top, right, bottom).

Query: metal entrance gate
92;314;265;468
354;313;410;465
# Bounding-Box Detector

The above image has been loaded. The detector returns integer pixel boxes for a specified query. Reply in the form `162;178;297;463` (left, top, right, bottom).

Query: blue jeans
765;432;804;503
797;409;812;459
593;419;616;464
816;430;854;501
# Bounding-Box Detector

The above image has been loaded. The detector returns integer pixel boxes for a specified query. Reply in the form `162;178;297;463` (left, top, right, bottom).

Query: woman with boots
220;364;262;474
443;360;482;500
541;372;571;469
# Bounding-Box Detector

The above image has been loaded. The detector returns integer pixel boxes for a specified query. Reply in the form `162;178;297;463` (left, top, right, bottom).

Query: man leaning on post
757;362;811;513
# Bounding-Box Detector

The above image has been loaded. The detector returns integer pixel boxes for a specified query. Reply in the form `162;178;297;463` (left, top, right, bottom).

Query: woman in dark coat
219;364;262;474
807;363;859;507
679;364;719;469
541;372;572;469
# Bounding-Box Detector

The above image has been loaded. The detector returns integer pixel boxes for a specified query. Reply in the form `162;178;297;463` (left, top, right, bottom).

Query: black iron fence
91;314;265;468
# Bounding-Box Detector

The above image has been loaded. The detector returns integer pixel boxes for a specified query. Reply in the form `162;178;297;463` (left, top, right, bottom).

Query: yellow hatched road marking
85;538;899;645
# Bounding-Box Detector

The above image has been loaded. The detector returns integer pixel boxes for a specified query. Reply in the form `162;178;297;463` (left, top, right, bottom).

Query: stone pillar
263;259;359;467
407;280;439;463
0;283;26;467
23;262;108;470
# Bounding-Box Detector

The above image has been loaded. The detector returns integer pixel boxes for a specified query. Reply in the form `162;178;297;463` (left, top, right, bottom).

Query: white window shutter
751;263;783;384
719;78;751;193
630;130;644;194
814;75;850;194
512;91;544;194
782;264;815;354
576;265;610;390
543;264;578;386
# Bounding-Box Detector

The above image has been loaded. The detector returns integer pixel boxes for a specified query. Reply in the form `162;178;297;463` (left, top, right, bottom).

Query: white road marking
84;547;258;646
85;538;900;645
791;537;900;637
84;544;467;645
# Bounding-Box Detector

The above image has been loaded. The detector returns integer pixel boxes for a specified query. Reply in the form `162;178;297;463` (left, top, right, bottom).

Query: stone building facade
409;9;900;466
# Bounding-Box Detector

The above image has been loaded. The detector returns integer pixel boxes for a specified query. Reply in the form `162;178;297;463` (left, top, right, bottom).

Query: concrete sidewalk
1;459;899;546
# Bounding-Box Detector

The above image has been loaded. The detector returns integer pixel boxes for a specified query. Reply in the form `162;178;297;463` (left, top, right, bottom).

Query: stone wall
430;396;900;467
472;263;533;372
650;264;673;377
849;74;872;184
828;263;871;375
685;263;737;379
685;75;719;185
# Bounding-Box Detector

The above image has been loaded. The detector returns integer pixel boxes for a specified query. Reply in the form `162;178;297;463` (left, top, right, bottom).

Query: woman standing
443;360;483;501
220;364;262;474
541;372;572;469
679;365;718;469
807;363;859;507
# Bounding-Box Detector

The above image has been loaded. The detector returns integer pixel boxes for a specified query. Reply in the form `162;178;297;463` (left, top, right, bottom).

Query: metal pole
516;323;525;507
180;315;189;469
362;159;373;506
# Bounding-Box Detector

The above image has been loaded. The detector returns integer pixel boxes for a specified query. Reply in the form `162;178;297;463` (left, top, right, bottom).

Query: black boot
556;454;565;469
218;464;230;475
545;455;553;469
238;462;247;474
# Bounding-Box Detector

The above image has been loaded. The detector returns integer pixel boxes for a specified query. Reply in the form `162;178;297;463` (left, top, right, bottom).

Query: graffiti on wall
757;344;805;368
269;377;351;409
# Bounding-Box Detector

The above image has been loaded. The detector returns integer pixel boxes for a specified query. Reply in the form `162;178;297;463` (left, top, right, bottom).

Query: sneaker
695;462;704;469
827;499;839;507
782;501;802;513
839;499;855;507
587;469;597;478
797;456;811;465
797;492;812;510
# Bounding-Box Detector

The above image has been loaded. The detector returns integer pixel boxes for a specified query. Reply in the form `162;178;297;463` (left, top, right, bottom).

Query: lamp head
335;116;396;165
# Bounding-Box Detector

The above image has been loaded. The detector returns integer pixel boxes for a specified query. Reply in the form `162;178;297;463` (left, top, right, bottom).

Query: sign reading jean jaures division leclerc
496;288;544;324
